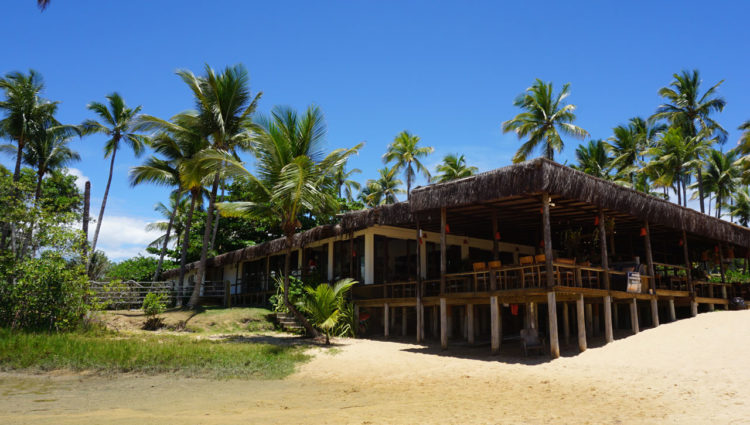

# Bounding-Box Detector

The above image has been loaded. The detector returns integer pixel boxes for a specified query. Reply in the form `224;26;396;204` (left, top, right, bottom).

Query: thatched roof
161;202;413;278
409;158;750;247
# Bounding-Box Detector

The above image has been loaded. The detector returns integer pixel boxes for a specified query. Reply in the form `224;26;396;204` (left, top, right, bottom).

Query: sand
2;310;750;424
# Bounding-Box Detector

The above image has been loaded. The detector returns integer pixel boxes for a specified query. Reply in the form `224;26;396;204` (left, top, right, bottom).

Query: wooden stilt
467;304;475;344
576;294;587;352
440;208;446;295
630;298;639;334
651;297;659;327
613;302;619;329
604;295;613;343
402;306;407;336
432;305;438;337
532;302;539;329
416;298;424;342
669;298;676;322
440;298;447;349
354;305;360;337
585;303;593;336
384;303;390;338
593;303;600;336
563;302;570;346
490;296;500;355
691;300;698;317
547;292;560;358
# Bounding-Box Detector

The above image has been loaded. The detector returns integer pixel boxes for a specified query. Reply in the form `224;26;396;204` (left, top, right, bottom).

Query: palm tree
132;111;208;288
572;139;613;180
699;149;740;218
383;130;433;199
333;165;361;201
502;79;588;163
653;69;727;213
176;64;261;308
23;125;80;203
363;167;404;206
736;121;750;155
81;93;147;262
145;193;188;281
433;154;478;183
731;187;750;227
644;128;708;206
210;105;361;335
297;278;356;344
0;70;59;183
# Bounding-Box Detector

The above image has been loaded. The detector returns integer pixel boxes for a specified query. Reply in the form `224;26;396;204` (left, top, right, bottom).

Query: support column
691;300;698;317
669;298;676;322
492;210;499;261
384;303;390;338
651;297;659;327
547;291;560;358
613;303;619;329
542;193;554;288
682;229;695;317
440;208;447;295
365;232;374;284
576;294;587;352
490;296;500;355
585;303;593;336
327;242;334;282
599;209;611;291
643;221;656;288
402;307;407;336
563;302;570;346
440;298;448;349
466;304;475;344
415;218;423;342
354;305;360;336
432;305;439;337
630;298;639;334
604;295;613;343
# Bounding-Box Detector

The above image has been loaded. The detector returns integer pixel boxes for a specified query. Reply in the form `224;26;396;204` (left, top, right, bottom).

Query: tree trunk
153;204;177;281
676;179;682;206
34;172;43;203
717;195;722;219
406;168;412;201
12;137;24;183
210;185;224;251
682;177;687;207
82;181;90;257
188;173;220;308
177;191;198;292
89;142;118;261
282;235;319;337
696;167;705;213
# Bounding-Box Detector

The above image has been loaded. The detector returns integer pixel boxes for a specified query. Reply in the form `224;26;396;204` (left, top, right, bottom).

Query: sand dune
2;310;749;424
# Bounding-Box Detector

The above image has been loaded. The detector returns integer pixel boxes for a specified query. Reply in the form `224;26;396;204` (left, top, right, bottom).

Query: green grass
184;307;277;333
0;328;309;379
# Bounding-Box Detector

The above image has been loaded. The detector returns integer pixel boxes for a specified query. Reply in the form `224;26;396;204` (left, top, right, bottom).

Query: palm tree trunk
676;181;682;206
210;185;224;251
188;173;220;308
717;195;721;219
282;235;319;337
34;172;43;203
12;137;24;183
682;177;687;207
177;191;198;299
153;205;176;281
696;168;705;213
89;143;118;261
406;170;412;201
20;171;45;258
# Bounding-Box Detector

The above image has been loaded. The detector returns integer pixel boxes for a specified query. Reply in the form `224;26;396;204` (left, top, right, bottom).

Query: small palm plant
297;278;356;344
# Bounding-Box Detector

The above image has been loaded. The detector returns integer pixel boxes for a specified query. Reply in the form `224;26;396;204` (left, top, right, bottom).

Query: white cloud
91;215;162;261
64;167;89;191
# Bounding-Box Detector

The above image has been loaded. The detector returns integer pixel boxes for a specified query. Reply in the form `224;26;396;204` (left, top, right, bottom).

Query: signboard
626;272;641;293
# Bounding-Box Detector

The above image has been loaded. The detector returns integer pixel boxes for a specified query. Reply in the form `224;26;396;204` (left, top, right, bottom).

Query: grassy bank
0;328;309;379
99;307;278;334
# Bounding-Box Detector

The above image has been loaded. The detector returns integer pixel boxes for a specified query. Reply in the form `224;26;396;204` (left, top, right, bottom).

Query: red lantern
445;224;451;233
494;231;501;241
594;216;600;226
714;245;720;253
640;227;647;237
352;250;357;258
539;240;545;247
539;207;543;214
679;239;684;246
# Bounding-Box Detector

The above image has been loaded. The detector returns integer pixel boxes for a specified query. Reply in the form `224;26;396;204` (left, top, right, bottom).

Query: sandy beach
2;309;750;424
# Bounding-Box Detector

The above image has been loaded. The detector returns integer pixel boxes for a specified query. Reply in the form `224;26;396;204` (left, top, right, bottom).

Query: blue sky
2;1;749;260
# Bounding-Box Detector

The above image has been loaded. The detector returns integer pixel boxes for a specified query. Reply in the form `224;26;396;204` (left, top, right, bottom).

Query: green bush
142;292;167;330
107;256;174;282
269;275;306;313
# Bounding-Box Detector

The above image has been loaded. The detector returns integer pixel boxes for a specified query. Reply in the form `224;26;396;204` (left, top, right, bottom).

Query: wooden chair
520;328;546;356
535;254;547;285
519;256;536;288
556;257;576;286
578;260;600;289
472;262;488;292
488;260;502;289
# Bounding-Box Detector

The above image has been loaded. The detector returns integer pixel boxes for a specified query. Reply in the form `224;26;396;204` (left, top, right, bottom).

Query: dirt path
2;310;750;424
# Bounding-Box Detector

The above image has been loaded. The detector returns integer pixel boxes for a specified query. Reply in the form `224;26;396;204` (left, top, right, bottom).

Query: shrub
269;275;305;313
297;278;356;344
142;292;167;330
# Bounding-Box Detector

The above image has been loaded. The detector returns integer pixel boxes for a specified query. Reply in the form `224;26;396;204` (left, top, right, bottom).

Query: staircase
275;312;304;333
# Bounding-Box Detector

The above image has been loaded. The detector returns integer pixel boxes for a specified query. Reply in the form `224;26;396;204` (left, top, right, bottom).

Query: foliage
87;250;110;280
0;328;309;379
107;255;174;282
269;275;305;313
142;292;167;330
361;166;404;207
383;130;433;197
433;153;478;183
297;278;356;344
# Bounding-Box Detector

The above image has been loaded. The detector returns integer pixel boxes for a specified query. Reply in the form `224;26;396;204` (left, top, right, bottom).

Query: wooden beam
669;298;676;322
440;298;447;349
563;302;570;346
490;296;500;355
576;294;587;352
415;218;423;342
599;209;610;291
603;295;613;343
651;298;659;327
440;208;447;295
643;221;656;283
542;193;554;289
492;209;499;261
547;291;560;358
384;303;390;338
467;304;475;344
613;303;619;329
630;298;639;334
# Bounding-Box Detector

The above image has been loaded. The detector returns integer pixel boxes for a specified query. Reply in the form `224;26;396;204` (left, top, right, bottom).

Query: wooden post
613;302;619;329
563;302;570;346
576;294;587;352
349;232;354;278
432;305;439;337
224;280;231;307
490;296;500;355
630;298;639;334
547;292;560;358
402;307;407;336
643;221;656;284
599;209;611;291
585;303;593;336
669;298;676;322
440;298;448;349
384;303;390;338
440;208;447;295
467;304;475;344
604;295;613;343
265;255;271;291
691;300;698;317
650;297;659;327
492;210;499;261
542;193;554;288
354;305;360;337
415;217;423;342
593;304;601;335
